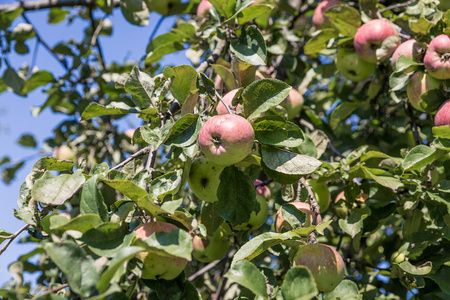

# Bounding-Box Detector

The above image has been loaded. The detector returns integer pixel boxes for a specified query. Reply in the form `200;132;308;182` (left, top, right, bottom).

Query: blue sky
0;2;190;285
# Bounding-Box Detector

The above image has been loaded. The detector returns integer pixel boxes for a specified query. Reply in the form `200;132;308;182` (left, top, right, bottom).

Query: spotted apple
188;156;224;202
335;47;376;81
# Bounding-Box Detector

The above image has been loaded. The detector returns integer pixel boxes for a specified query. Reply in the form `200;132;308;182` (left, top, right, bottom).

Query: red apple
275;202;322;232
216;89;243;115
424;34;450;80
353;19;400;64
312;0;341;28
391;39;424;68
335;47;377;82
197;0;213;19
434;100;450;126
407;72;441;111
198;114;255;166
279;88;304;120
292;243;345;293
135;222;188;280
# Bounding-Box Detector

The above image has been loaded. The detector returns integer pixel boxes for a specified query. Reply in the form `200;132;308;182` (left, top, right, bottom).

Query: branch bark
0;0;120;13
298;177;320;245
0;224;29;256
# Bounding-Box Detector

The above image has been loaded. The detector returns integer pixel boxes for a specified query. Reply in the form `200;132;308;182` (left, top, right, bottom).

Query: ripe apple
353;19;400;64
216;89;243;115
53;145;75;161
335;48;377;82
135;221;188;280
279;88;304;120
188;156;224;202
390;39;423;68
407;72;441;111
312;0;341;28
197;0;212;19
424;34;450;80
434;100;450;126
275;202;322;233
192;223;231;263
334;191;349;219
292;243;345;293
300;179;331;212
198;114;255;166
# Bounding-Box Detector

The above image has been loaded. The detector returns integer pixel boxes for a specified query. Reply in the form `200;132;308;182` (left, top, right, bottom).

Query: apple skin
424;34;450;80
391;39;423;68
335;48;377;81
216;89;243;115
334;191;349;219
279;88;304;120
292;244;345;293
198;114;255;166
300;179;331;212
192;223;231;263
53;145;75;161
135;222;188;280
407;72;441;111
197;0;213;19
353;19;400;64
312;0;341;28
275;202;322;233
125;128;135;139
434;100;450;126
188;156;224;202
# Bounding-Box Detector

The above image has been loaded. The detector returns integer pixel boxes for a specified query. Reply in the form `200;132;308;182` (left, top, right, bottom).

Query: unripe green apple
275;202;322;233
292;244;345;293
53;145;75;161
391;251;406;263
188;156;224;202
280;88;304;120
300;179;331;212
192;223;231;263
335;48;376;82
135;221;188;280
407;72;441;111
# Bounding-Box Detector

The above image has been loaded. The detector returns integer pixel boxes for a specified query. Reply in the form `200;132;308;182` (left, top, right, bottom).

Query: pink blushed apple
312;0;341;28
424;34;450;80
280;88;304;120
275;202;322;233
434;100;450;126
407;72;441;111
216;89;243;115
198;114;255;166
391;39;424;68
354;19;400;64
197;0;213;19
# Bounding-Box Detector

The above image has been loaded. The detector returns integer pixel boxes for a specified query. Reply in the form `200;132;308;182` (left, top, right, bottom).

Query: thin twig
299;178;320;245
215;90;232;114
0;0;120;12
109;145;153;172
213;259;231;300
88;9;107;71
0;224;29;256
148;15;165;44
197;39;226;74
188;250;236;282
379;0;416;14
299;119;343;158
31;283;69;300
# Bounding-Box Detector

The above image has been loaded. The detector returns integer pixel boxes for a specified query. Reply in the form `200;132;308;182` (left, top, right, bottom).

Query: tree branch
0;224;29;256
299;177;320;245
196;39;226;74
0;0;120;13
31;283;69;300
88;9;107;71
109;145;153;172
379;0;416;14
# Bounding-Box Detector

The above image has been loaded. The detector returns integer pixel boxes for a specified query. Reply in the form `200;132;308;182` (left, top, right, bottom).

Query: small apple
53;145;75;161
198;114;255;166
353;19;400;63
292;244;345;293
335;47;377;82
275;202;322;233
279;88;304;120
424;34;450;80
300;179;331;212
125;128;135;139
434;100;450;126
216;89;243;115
312;0;341;28
188;156;224;202
192;223;231;263
407;72;441;111
391;39;424;68
197;0;213;19
135;221;188;280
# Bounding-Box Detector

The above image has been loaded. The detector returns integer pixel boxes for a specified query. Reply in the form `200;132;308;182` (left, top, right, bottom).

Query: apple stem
298;177;320;245
215;90;233;114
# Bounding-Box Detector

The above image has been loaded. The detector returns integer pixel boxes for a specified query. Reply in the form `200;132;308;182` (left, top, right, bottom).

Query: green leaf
145;32;184;64
360;167;403;190
216;166;256;225
0;8;24;30
197;73;216;98
2;161;24;184
120;0;149;26
149;169;183;199
323;280;361;300
432;126;450;139
17;134;36;148
232;58;257;88
11;23;35;41
80;176;109;222
0;228;12;245
125;66;155;108
3;67;25;96
281;266;318;300
22;71;56;93
338;207;371;238
236;4;272;25
31;169;86;205
81;102;147;120
242;79;291;120
230;25;267;66
253;116;304;147
48;8;69;24
324;5;361;37
428;266;450;294
330;102;359;130
140;228;193;260
209;0;236;19
163;65;198;104
394;56;423;73
304;29;339;55
225;261;269;299
389;71;412;92
409;17;433;35
140;119;173;148
212;64;239;91
396;260;432;275
51;214;102;233
81;223;134;257
45;242;99;297
402;145;439;172
164;114;200;147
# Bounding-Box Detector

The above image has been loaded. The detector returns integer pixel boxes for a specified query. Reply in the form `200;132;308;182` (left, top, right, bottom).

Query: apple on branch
216;88;243;115
335;47;376;82
192;222;231;263
434;100;450;126
188;156;224;202
312;0;341;28
196;0;212;19
53;145;75;161
391;39;424;68
279;88;304;120
407;71;441;111
275;202;322;233
424;34;450;80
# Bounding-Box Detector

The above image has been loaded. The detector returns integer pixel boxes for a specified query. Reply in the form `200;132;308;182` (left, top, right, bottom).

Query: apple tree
1;0;450;298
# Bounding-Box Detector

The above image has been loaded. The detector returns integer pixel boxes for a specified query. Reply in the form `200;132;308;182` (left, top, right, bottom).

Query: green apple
335;48;376;82
53;145;75;161
407;71;441;111
188;156;224;202
192;223;231;263
280;88;304;120
135;221;188;280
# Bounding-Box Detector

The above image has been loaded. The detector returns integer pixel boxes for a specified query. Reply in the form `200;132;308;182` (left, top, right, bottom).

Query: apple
335;47;377;82
197;0;213;19
292;243;345;293
53;145;75;161
434;100;450;126
275;202;322;233
300;179;331;212
192;223;231;263
312;0;341;28
216;89;243;115
188;156;224;202
353;19;400;64
424;34;450;80
234;179;270;231
125;128;135;139
391;39;423;68
135;221;188;280
198;114;255;166
279;88;304;120
334;191;349;219
407;72;441;111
